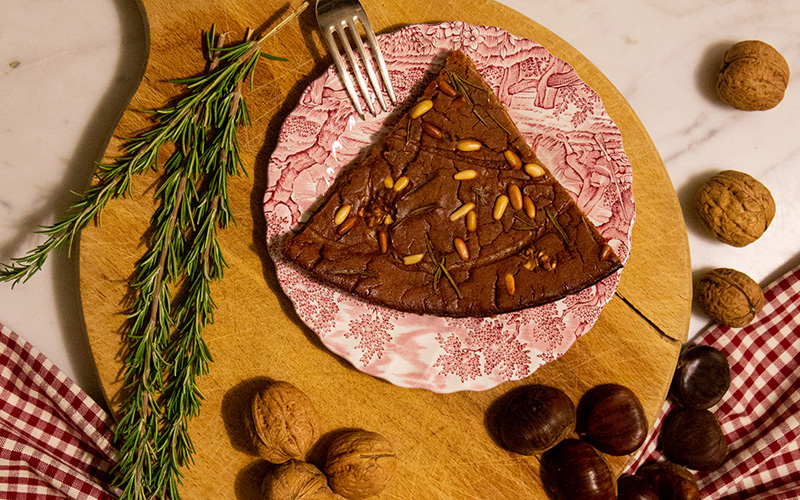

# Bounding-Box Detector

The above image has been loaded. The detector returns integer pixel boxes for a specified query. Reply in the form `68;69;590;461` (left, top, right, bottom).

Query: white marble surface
1;0;798;406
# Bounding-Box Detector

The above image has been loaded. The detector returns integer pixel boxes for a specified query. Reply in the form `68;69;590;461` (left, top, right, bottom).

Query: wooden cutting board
79;0;692;498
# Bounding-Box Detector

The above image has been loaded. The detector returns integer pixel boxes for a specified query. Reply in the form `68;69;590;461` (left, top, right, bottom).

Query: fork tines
317;0;396;119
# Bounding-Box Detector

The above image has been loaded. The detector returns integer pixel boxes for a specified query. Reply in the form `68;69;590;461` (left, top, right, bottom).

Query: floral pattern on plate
263;21;634;393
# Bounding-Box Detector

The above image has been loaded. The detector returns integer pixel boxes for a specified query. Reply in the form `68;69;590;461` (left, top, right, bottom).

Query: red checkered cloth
0;323;118;499
626;263;800;499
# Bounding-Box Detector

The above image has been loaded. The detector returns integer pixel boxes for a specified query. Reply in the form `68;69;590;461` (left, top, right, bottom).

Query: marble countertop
1;0;798;407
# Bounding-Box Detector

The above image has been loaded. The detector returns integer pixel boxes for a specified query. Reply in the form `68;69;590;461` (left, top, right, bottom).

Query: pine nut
454;237;469;261
524;163;546;178
449;202;475;221
378;230;388;253
393;176;410;192
384;214;393;225
453;169;477;181
523;195;536;219
507;184;523;210
383;176;394;189
336;216;358;236
522;260;535;271
451;96;467;108
456;139;483;152
599;243;613;261
505;273;516;295
438;79;457;97
403;253;424;265
410;100;433;119
493;195;509;220
504;150;522;170
334;204;351;225
422;122;443;139
466;211;477;232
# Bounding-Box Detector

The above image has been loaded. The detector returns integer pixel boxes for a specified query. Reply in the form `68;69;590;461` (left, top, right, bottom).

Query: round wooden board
79;0;692;498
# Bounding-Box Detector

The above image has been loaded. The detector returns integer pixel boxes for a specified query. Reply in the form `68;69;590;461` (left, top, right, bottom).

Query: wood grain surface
78;0;692;498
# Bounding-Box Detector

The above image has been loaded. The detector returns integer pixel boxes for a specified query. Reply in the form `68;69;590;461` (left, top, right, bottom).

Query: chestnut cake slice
284;50;622;318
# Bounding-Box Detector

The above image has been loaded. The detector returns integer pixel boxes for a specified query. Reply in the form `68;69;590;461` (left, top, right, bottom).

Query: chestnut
576;384;648;455
670;344;731;409
636;461;700;500
660;407;728;470
498;384;575;455
540;439;615;500
617;474;659;500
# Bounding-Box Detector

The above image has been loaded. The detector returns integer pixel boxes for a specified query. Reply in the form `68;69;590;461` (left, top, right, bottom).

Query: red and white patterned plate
263;22;634;393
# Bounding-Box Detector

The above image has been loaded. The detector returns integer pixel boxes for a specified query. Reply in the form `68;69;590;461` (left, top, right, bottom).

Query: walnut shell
324;430;397;499
249;381;321;464
696;268;764;327
695;170;775;246
262;460;341;500
717;40;790;110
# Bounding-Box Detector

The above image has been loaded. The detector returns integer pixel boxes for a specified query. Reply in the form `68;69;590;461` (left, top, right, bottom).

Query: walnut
262;460;341;500
696;268;764;327
324;430;397;499
249;381;321;464
695;170;775;247
716;40;790;110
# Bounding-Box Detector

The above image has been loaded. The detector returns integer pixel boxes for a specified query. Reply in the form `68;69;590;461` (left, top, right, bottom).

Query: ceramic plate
263;21;634;393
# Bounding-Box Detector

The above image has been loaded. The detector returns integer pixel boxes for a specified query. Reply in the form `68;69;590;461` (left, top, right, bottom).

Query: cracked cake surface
283;50;622;318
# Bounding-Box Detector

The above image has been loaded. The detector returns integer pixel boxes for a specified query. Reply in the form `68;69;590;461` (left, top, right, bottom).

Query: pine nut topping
504;150;522;170
522;260;536;271
524;163;546;178
383;176;395;189
466;211;477;232
505;273;516;295
456;139;483;152
507;184;523;210
493;195;509;220
378;230;388;253
393;176;410;192
384;214;393;225
454;237;469;261
403;253;424;265
410;100;434;119
523;195;536;219
438;79;457;97
334;205;351;225
453;169;477;181
599;243;613;261
336;216;358;236
449;202;475;221
422;122;443;139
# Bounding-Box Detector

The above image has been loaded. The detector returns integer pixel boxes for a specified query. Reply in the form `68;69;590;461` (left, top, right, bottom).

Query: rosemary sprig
545;206;570;246
581;215;598;243
512;214;537;231
0;4;307;500
425;234;461;298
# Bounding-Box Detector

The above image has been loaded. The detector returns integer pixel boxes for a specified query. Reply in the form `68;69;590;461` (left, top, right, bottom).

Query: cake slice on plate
284;50;622;317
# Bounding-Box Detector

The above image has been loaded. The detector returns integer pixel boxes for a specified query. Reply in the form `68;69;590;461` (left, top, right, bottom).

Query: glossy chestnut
636;462;700;500
498;384;575;455
660;407;728;470
577;384;648;456
617;473;659;500
540;439;616;500
670;344;731;409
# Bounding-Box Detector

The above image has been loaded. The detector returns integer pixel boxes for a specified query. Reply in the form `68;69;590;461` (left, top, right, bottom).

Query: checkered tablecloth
626;263;800;499
0;324;117;499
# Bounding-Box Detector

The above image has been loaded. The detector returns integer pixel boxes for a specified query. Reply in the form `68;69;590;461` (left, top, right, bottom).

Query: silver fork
315;0;396;119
